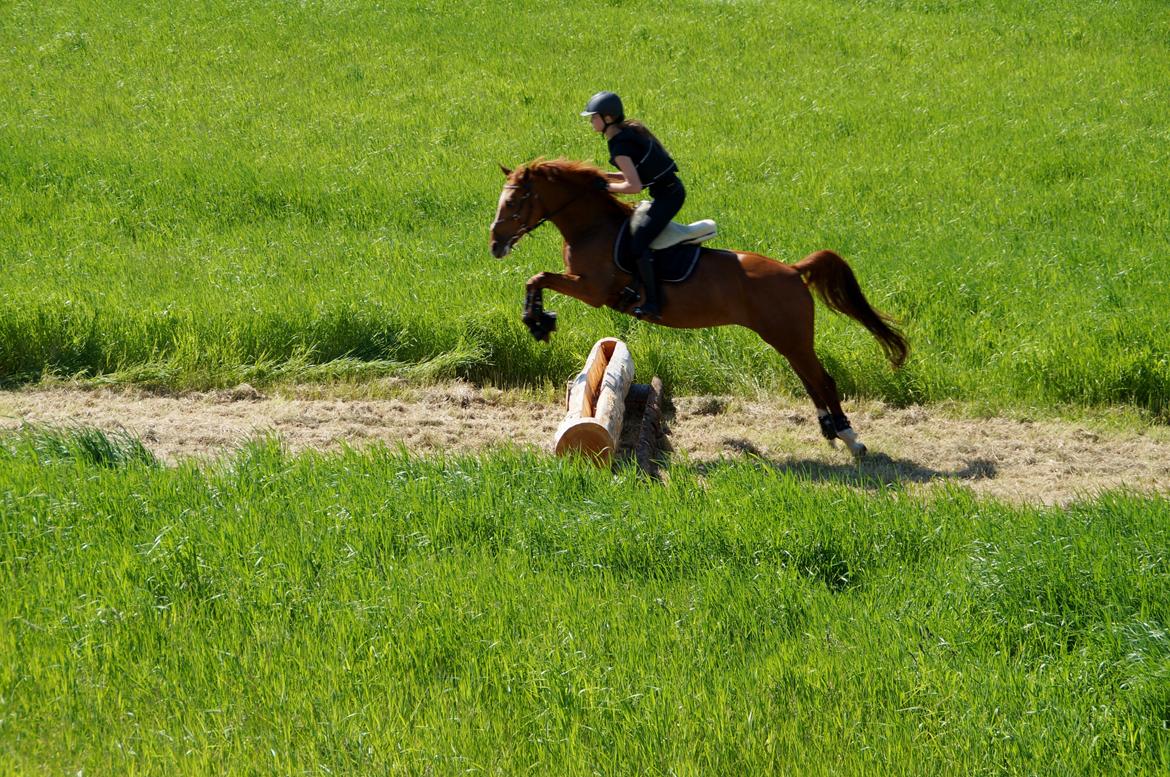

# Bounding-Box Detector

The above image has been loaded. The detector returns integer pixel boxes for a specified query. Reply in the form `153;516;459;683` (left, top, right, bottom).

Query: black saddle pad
613;222;703;284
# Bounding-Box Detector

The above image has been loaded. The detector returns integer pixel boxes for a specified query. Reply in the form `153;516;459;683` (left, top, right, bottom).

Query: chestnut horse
489;159;907;456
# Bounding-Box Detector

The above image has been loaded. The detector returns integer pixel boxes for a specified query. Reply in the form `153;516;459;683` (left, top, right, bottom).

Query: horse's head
489;165;538;259
489;160;621;259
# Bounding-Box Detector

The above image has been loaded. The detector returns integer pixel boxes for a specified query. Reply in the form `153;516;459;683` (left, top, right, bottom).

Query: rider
581;91;684;320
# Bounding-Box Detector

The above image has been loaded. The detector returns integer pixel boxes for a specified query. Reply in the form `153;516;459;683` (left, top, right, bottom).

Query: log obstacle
554;337;635;463
553;338;667;472
632;376;665;477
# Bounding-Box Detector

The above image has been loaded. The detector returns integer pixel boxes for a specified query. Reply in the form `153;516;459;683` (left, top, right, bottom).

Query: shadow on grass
668;436;997;492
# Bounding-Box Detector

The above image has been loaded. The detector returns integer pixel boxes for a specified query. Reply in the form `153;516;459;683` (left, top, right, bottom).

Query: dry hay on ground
2;383;1168;506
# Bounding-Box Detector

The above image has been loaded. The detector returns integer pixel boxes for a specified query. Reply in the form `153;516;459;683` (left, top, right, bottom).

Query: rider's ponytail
622;120;661;146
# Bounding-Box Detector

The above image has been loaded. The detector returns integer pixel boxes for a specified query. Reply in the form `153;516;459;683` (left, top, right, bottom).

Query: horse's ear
499;164;512;177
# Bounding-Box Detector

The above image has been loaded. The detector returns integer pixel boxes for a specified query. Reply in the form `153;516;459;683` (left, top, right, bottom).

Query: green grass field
2;0;1168;414
4;1;1170;773
2;429;1168;774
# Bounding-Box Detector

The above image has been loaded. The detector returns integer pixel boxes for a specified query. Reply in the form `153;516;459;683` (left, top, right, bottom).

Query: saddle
641;201;717;251
613;202;719;284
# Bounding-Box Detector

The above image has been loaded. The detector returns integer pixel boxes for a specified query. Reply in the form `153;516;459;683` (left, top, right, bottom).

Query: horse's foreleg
522;286;557;342
522;272;606;342
528;271;607;303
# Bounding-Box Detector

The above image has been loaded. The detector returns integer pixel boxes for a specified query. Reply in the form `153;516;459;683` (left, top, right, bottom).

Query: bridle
491;176;595;251
491;182;539;245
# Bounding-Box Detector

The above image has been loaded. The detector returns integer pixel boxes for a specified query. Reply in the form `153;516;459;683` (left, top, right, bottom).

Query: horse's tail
795;250;909;368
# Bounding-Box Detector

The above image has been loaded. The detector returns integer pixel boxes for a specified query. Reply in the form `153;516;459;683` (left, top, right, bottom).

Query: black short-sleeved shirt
607;126;680;194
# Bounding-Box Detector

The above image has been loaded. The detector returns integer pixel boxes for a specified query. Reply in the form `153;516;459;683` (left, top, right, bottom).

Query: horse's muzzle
490;240;511;259
489;232;515;258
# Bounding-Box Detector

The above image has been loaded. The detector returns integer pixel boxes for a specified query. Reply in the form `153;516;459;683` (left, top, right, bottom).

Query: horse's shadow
661;436;997;491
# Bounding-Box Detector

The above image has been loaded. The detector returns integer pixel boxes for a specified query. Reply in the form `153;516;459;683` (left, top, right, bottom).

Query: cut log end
554;419;615;463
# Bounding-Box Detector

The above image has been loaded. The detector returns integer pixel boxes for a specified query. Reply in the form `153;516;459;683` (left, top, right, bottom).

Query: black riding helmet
581;91;624;124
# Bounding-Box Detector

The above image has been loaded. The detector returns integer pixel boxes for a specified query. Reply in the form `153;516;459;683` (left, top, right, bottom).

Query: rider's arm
607;156;643;194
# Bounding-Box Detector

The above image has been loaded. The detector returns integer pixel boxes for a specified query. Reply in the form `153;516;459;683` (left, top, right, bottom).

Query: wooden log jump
633;376;665;477
554;337;636;463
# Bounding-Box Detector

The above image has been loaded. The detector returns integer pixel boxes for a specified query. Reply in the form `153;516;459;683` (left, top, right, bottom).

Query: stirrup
633;302;662;321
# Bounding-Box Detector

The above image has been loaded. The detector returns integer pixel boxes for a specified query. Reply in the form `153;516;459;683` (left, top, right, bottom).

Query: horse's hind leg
773;340;868;457
793;374;835;440
751;279;867;457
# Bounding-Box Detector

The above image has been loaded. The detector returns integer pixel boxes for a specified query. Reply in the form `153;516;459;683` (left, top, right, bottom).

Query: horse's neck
553;199;626;249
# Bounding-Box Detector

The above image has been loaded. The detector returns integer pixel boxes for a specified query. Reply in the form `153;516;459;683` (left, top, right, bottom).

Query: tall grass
2;0;1168;415
1;429;1168;773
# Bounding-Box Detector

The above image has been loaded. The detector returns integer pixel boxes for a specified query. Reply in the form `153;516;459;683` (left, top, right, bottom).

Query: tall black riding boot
632;253;662;320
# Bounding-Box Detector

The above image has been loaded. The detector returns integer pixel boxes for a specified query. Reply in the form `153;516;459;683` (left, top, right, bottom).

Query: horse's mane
519;158;634;216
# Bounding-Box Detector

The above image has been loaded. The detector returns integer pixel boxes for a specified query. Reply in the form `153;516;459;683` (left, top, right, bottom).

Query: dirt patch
2;383;1168;506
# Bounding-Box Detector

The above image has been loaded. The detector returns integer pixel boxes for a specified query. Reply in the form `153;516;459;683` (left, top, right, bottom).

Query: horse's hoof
836;426;866;458
524;311;557;342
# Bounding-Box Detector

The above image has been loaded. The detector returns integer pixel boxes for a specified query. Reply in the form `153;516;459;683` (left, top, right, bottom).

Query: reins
496;177;596;241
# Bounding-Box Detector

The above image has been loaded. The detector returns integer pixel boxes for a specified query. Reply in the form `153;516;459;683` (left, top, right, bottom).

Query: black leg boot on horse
633;252;663;320
522;288;557;342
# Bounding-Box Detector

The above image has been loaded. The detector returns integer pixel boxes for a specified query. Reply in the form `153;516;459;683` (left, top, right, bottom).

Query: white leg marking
837;427;867;457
